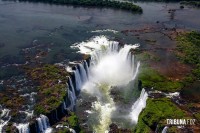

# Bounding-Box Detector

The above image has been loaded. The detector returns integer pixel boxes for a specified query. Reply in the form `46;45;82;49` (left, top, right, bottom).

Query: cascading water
72;36;148;132
83;61;89;78
78;63;88;83
0;108;11;133
0;109;10;118
74;67;82;92
67;88;75;111
36;114;52;133
129;88;148;123
15;123;30;133
162;126;168;133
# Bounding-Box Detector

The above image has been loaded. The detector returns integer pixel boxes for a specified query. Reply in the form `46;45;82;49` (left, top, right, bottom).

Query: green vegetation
56;129;71;133
18;0;142;13
29;64;69;114
56;113;83;133
176;31;200;83
180;1;200;8
138;66;183;92
135;51;183;92
194;113;200;122
134;98;187;133
0;93;25;111
67;113;79;129
136;52;161;62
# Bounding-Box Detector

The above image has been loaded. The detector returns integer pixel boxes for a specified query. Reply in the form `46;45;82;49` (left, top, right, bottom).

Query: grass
176;31;200;65
138;66;183;92
134;98;187;133
176;31;200;83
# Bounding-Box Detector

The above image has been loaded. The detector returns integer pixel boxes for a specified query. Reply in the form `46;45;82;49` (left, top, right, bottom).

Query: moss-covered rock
138;66;183;92
28;64;69;115
134;98;187;133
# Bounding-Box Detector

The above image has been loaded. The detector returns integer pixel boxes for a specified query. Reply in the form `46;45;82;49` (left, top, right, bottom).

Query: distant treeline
17;0;142;13
180;1;200;7
129;0;200;2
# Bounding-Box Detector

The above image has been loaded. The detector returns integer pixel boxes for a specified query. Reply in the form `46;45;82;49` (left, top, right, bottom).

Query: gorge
0;0;200;132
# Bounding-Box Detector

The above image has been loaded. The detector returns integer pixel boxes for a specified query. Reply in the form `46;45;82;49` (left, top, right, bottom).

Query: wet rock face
108;123;132;133
109;123;118;133
138;80;142;91
148;93;165;99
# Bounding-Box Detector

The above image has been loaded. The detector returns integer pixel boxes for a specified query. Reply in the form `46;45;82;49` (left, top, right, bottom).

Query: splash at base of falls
90;85;116;133
92;101;115;133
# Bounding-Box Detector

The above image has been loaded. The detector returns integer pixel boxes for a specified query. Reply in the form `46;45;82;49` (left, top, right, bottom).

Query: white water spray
72;36;145;132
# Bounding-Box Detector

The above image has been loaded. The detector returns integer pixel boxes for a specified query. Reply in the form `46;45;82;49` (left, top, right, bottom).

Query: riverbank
17;0;142;13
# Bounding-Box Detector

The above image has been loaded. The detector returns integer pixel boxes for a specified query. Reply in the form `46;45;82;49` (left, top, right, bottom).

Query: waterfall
0;119;10;133
132;61;140;81
67;89;75;111
74;63;89;91
78;63;88;83
68;77;76;100
83;60;89;78
74;67;82;91
63;101;67;110
66;77;77;111
36;115;52;133
162;126;168;133
15;123;30;133
108;41;119;52
0;109;10;118
129;89;148;123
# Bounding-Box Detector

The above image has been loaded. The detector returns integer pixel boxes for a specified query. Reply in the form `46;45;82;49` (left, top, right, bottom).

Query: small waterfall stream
74;67;82;92
15;123;30;133
36;115;52;133
162;126;168;133
0;109;11;133
78;63;88;83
